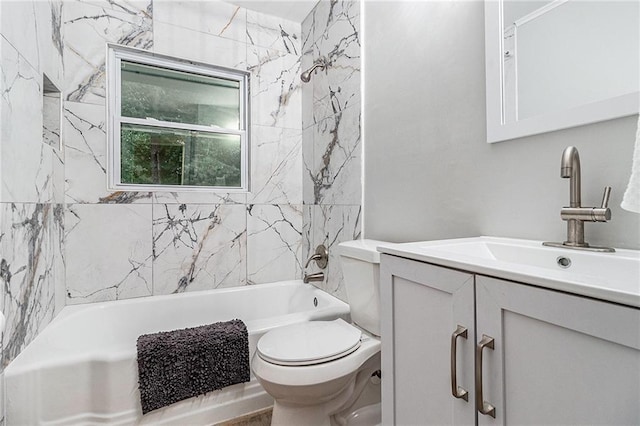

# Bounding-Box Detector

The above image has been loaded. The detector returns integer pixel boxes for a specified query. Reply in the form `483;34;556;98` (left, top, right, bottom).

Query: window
107;45;249;191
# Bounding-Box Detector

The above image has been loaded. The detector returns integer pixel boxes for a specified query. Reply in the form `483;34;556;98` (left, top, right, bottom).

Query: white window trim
106;43;250;192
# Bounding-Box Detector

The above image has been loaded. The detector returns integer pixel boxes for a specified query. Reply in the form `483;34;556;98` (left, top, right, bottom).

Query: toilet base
271;402;381;426
268;353;381;426
271;401;333;426
341;403;381;426
270;373;358;426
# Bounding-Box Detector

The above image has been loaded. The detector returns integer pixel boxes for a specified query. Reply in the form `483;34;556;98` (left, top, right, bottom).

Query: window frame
106;44;250;192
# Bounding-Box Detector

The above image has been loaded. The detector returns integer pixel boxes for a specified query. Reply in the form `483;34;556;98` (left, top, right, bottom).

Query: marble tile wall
62;0;304;305
0;0;362;371
301;0;362;302
0;0;65;369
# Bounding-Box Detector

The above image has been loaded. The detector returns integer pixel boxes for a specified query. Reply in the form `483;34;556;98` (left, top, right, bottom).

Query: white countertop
377;236;640;308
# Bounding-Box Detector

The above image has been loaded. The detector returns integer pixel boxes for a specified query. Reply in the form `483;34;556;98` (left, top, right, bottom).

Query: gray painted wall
363;1;640;250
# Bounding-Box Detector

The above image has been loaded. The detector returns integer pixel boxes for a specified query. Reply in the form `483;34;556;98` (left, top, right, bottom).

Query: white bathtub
5;281;350;425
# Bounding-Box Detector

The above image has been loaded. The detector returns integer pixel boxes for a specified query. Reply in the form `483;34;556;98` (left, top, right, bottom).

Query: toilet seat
257;319;362;366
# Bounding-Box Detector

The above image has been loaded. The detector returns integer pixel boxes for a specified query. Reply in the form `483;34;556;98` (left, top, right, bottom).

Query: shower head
300;69;313;83
300;60;326;83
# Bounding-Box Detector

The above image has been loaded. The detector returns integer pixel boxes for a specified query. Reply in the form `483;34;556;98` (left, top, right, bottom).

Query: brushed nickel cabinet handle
450;325;469;401
476;335;496;418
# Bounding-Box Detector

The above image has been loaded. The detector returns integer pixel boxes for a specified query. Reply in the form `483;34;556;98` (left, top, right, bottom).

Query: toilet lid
257;319;362;366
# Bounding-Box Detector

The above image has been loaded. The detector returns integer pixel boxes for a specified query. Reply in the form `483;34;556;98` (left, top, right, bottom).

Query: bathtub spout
303;272;324;283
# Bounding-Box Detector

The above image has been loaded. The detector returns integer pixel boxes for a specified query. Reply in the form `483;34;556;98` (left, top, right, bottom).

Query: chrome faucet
543;146;614;252
303;272;325;283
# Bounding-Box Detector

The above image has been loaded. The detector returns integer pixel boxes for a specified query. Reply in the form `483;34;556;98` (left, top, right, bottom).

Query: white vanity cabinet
380;254;476;425
380;254;640;426
476;275;640;425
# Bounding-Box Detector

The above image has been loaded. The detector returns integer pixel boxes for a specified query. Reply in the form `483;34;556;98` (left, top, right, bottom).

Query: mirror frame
484;0;640;143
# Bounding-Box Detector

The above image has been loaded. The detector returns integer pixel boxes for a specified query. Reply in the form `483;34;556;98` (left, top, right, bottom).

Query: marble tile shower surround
303;204;361;301
1;0;65;369
1;0;363;370
304;106;362;206
1;37;56;205
60;0;306;307
152;204;247;295
65;204;153;303
301;0;362;301
302;0;361;129
0;203;64;369
247;204;303;285
0;0;303;370
64;0;153;105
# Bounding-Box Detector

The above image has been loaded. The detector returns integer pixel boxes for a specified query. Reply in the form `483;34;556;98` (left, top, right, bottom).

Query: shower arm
307;62;325;74
300;59;327;82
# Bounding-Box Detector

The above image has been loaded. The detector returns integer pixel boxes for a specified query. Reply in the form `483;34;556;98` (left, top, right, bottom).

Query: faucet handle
560;186;612;223
305;245;328;269
592;186;612;222
600;186;611;209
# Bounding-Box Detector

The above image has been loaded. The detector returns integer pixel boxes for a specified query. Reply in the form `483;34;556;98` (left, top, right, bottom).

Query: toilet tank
338;240;386;337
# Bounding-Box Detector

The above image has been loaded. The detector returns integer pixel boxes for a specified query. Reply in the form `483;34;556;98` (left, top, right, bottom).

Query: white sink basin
377;237;640;308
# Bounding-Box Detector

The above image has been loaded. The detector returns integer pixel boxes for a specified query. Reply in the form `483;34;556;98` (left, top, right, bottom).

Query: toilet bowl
252;322;381;426
251;240;386;426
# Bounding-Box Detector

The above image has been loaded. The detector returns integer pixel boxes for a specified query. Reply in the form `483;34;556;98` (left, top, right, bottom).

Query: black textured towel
136;319;250;414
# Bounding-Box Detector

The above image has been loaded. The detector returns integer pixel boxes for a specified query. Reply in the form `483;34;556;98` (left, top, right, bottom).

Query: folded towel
136;319;250;414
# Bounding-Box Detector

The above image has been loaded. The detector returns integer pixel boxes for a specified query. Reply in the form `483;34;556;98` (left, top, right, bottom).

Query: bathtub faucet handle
305;245;328;269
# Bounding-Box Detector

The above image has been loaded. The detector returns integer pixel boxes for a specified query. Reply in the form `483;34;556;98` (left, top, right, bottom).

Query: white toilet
251;239;385;426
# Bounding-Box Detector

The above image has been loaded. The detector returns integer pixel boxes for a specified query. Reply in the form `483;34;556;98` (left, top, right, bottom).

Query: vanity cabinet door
476;275;640;426
380;255;476;426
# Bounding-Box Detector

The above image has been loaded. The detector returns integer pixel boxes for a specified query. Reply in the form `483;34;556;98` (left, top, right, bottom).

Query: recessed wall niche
43;74;61;150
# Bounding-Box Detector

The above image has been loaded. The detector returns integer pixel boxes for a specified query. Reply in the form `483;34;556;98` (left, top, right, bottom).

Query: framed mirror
484;0;639;143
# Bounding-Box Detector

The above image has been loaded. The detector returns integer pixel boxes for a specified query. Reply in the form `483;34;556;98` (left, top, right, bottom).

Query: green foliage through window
109;45;248;191
120;124;241;187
